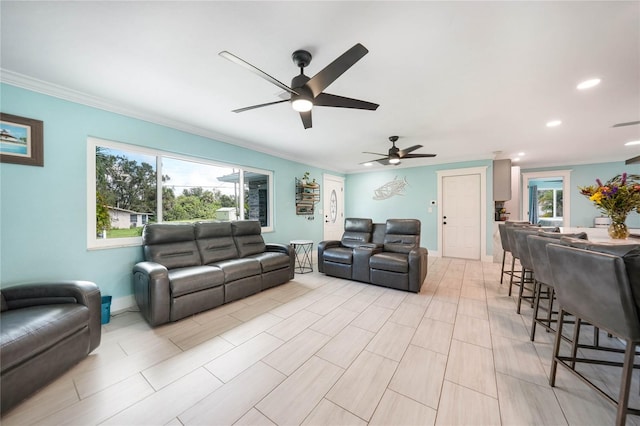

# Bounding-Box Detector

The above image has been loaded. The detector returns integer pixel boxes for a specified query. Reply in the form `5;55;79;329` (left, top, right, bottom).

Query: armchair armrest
132;261;171;327
317;240;341;273
408;247;429;292
2;280;102;351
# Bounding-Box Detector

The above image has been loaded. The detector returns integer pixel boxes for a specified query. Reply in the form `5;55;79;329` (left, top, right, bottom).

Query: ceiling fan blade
376;158;392;165
300;110;312;129
219;51;299;96
613;120;640;128
306;43;369;97
232;99;289;113
626;155;640;164
362;151;387;156
360;158;386;165
398;145;423;157
314;93;379;110
402;153;437;158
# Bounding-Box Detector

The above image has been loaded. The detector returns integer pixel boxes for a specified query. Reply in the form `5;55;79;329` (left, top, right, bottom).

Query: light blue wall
0;84;333;298
3;83;638;302
345;160;494;255
523;162;640;228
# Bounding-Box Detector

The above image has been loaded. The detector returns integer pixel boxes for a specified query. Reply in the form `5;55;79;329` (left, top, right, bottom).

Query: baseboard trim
110;295;137;314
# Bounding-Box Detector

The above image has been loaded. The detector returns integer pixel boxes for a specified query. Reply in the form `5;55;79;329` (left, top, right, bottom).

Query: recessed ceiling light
546;120;562;127
577;78;601;90
518;152;525;156
625;140;640;146
512;157;521;162
363;162;373;167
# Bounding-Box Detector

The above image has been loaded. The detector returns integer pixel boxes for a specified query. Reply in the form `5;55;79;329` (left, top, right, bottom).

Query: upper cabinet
493;159;512;201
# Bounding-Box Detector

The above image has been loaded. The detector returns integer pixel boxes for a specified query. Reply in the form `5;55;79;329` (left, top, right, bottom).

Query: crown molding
0;69;343;172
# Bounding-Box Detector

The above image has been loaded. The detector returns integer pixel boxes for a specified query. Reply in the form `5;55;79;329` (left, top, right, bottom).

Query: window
88;137;274;249
537;188;563;219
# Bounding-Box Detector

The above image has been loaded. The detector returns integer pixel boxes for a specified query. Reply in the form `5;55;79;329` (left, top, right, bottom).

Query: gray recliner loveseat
318;218;428;292
133;220;294;326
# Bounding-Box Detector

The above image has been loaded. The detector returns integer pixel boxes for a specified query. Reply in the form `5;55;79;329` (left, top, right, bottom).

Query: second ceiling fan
363;136;437;166
219;43;379;129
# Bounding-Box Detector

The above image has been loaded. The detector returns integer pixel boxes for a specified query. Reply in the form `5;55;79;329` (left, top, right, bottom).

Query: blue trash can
101;295;112;324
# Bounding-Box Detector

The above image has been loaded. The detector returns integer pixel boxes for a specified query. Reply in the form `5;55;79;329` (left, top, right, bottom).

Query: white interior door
442;173;482;259
323;174;344;241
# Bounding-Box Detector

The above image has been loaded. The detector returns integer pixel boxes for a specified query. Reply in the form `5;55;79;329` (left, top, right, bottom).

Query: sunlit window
87;137;273;249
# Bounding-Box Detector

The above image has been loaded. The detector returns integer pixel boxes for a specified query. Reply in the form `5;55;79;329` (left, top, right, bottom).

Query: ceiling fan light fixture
389;157;400;165
577;78;601;90
291;98;313;112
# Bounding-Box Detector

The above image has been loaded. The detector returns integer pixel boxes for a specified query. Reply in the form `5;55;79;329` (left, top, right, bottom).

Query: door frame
322;173;345;241
436;166;489;261
521;170;571;226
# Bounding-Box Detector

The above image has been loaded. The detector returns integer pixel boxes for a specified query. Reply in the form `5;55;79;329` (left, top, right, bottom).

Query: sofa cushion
168;265;225;298
370;252;409;273
341;218;373;248
145;241;202;269
323;247;354;265
195;222;239;264
210;258;262;282
0;304;89;372
249;252;291;273
143;223;195;245
232;221;266;257
143;224;201;269
383;219;420;254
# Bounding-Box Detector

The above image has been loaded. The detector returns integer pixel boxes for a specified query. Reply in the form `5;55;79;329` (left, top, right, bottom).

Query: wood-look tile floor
4;257;640;425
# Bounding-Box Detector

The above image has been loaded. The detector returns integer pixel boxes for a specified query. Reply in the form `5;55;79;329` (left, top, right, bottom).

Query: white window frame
87;137;274;250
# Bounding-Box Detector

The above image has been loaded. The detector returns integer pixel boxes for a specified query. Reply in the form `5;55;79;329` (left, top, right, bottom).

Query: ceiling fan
362;136;436;166
219;43;379;129
612;120;640;164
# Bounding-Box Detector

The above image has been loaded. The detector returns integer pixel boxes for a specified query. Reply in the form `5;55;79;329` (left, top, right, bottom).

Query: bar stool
513;228;542;314
527;231;588;340
503;221;531;296
547;244;640;426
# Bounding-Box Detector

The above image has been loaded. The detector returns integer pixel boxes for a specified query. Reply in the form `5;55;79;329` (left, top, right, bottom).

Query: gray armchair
369;219;428;292
0;280;101;413
318;218;373;280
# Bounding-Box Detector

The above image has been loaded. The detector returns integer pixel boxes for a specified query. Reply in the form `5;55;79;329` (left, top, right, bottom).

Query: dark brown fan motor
362;136;437;166
219;43;379;129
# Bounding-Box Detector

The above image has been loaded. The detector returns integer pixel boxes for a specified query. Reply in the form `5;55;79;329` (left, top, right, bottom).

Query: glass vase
608;213;629;239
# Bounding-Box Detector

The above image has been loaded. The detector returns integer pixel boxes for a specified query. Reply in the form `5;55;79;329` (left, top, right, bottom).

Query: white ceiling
1;1;639;173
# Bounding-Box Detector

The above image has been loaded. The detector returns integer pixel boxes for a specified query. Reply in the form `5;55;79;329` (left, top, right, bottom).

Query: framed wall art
0;113;44;166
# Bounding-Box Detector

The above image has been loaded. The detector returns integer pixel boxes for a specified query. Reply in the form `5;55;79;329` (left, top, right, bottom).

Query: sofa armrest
359;243;383;249
317;240;341;273
408;247;429;293
266;243;291;255
132;261;171;327
266;243;295;279
2;280;102;351
353;246;381;282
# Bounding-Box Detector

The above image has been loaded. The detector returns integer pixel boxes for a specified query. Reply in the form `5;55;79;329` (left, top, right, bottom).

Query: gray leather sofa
318;218;428;292
133;220;294;326
0;280;102;414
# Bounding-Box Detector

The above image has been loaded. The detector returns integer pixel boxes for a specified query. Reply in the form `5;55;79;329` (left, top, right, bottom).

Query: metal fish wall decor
373;176;409;200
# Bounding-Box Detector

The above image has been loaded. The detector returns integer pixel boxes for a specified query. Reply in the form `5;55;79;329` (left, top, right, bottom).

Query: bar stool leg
508;257;516;296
